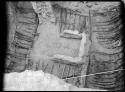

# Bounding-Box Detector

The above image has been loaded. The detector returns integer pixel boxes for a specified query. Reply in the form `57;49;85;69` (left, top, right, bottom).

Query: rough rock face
30;2;89;88
51;2;120;16
31;2;124;90
85;3;124;91
6;2;38;72
6;1;124;91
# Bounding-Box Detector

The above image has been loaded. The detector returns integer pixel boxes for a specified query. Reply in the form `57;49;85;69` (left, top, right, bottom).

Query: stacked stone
6;2;38;72
85;4;124;90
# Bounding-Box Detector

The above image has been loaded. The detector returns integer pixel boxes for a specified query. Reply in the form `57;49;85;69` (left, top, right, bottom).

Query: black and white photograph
2;1;125;91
